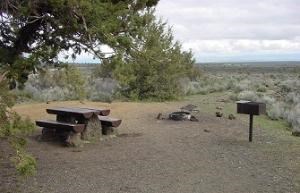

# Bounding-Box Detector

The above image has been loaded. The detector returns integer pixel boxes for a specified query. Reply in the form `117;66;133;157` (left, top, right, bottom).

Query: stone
228;114;236;120
190;115;199;122
156;113;163;120
292;130;300;137
81;114;102;141
65;132;83;147
216;106;223;110
39;128;57;141
216;111;223;117
102;126;118;135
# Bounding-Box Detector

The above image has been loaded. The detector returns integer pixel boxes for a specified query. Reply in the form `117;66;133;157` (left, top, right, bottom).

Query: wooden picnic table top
46;107;110;119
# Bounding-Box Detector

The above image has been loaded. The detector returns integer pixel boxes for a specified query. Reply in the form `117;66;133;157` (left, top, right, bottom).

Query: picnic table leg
102;126;118;135
39;127;57;141
56;115;82;146
65;132;82;147
80;114;102;141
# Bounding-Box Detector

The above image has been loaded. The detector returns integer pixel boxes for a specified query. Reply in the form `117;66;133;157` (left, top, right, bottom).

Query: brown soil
0;139;19;193
1;100;300;193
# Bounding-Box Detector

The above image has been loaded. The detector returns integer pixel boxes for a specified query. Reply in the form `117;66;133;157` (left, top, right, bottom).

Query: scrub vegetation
15;63;300;134
184;64;300;133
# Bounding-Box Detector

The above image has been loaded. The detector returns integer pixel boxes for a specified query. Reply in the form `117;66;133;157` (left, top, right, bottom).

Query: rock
204;129;210;133
190;115;199;122
292;130;300;137
228;114;236;120
216;111;223;117
102;126;118;135
81;114;102;141
216;106;223;110
65;132;82;147
39;128;57;141
156;113;162;120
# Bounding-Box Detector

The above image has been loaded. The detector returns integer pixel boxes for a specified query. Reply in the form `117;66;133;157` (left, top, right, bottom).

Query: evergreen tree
98;11;200;100
0;0;158;88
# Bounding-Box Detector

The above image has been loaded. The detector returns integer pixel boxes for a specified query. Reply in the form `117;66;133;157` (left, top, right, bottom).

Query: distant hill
197;61;300;67
197;61;300;73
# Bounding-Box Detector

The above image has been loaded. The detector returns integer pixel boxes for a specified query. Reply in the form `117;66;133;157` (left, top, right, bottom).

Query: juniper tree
0;0;158;88
97;11;200;100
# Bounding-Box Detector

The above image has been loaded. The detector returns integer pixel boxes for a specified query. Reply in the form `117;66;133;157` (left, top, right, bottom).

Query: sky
63;0;300;63
155;0;300;62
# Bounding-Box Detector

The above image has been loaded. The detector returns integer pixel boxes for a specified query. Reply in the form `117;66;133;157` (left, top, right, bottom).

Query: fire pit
169;111;191;121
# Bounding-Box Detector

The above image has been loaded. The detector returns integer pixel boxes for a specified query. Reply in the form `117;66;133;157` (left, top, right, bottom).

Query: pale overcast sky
64;0;300;63
155;0;300;62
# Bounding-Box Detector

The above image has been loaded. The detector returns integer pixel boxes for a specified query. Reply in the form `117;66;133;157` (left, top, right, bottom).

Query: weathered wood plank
77;107;110;116
36;120;85;133
98;116;122;127
46;107;95;118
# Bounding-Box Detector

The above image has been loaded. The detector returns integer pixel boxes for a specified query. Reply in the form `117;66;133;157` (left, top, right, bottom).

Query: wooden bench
98;116;122;127
98;116;122;135
36;120;85;133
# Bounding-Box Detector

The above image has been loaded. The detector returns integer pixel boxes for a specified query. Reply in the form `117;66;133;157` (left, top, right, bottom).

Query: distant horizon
197;60;300;64
68;60;300;65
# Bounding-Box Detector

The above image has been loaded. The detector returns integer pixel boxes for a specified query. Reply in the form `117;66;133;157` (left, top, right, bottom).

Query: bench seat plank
36;120;85;133
98;116;122;127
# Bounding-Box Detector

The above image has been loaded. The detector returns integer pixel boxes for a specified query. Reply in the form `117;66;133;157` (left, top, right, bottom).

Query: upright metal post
249;114;253;142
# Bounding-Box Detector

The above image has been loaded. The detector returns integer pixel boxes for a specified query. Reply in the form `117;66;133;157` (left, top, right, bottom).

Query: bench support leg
65;132;82;147
39;128;57;141
102;126;117;135
81;114;102;141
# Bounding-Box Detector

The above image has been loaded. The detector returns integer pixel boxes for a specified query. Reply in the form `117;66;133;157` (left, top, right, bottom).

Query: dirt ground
1;99;300;193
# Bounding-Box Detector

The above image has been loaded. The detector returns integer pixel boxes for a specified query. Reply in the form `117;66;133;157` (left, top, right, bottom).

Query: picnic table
36;107;122;146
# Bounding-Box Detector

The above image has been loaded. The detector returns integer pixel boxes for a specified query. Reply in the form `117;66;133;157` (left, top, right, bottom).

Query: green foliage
0;77;36;176
7;114;35;137
0;0;158;88
92;60;116;79
63;65;86;100
0;79;16;137
12;149;37;176
98;12;199;101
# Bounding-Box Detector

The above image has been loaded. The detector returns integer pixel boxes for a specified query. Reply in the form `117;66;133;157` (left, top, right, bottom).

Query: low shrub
256;86;267;92
287;104;300;132
185;72;300;131
267;102;285;120
232;79;251;93
13;151;37;176
237;90;259;101
0;78;36;176
86;78;118;102
23;66;86;102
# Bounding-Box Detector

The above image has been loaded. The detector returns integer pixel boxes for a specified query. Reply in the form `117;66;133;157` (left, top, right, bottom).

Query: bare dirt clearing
2;98;300;193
